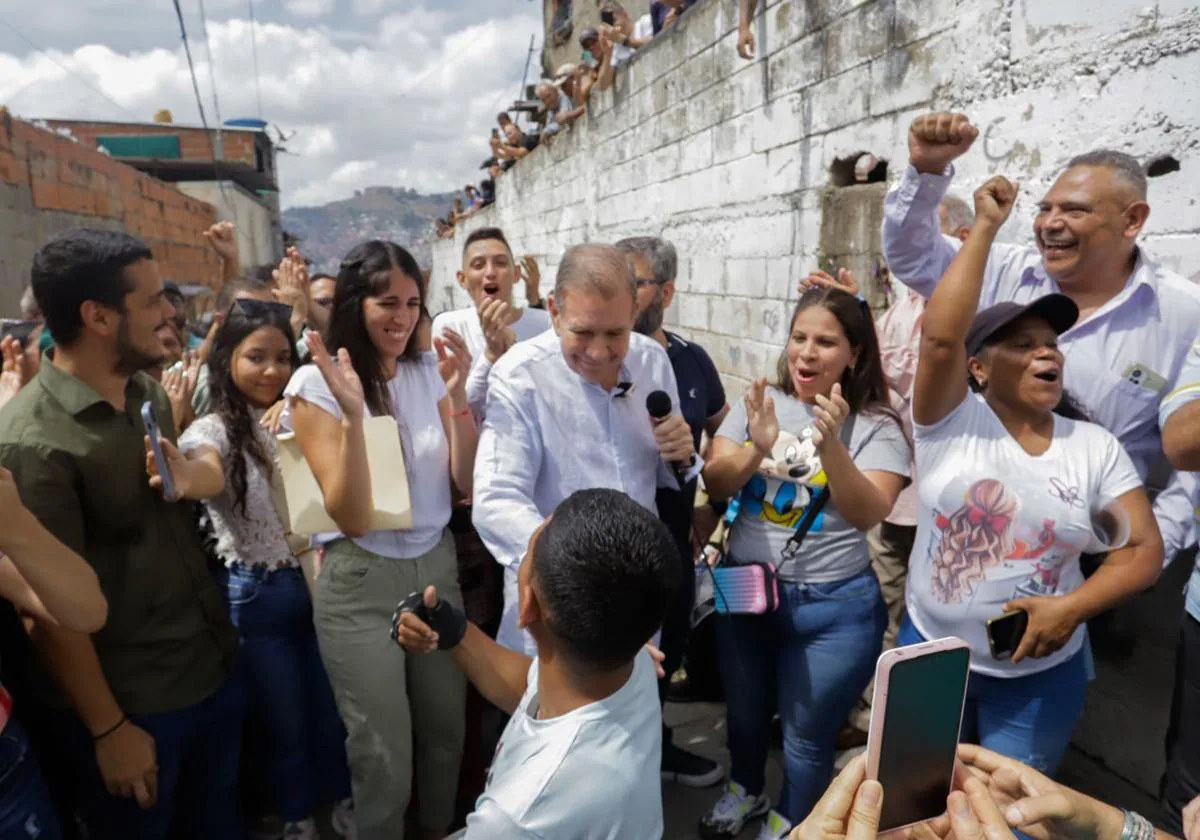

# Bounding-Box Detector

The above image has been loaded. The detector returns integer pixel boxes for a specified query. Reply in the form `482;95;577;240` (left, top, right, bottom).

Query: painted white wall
431;0;1199;399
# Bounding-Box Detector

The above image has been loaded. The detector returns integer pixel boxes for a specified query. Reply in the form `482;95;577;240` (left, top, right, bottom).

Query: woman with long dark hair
284;241;476;840
903;177;1161;775
698;288;911;840
161;300;354;840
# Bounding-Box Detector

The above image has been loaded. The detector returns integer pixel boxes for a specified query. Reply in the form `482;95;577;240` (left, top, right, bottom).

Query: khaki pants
850;521;916;731
314;531;466;839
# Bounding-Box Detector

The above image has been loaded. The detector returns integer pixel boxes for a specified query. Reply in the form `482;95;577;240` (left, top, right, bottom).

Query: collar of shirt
1016;247;1160;332
37;355;149;418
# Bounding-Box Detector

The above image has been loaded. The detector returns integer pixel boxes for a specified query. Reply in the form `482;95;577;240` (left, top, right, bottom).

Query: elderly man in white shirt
473;243;698;655
882;112;1200;565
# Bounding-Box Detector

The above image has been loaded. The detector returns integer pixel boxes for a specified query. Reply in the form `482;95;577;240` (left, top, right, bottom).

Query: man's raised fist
908;112;979;175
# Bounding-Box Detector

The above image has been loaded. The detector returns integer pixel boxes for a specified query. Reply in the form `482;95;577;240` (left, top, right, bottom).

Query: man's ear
661;281;676;311
548;293;561;333
79;300;118;338
456;270;468;291
1124;201;1150;241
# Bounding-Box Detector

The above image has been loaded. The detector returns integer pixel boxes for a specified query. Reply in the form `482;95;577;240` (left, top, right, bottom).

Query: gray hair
939;194;974;233
1066;149;1148;200
613;236;678;285
553;243;637;304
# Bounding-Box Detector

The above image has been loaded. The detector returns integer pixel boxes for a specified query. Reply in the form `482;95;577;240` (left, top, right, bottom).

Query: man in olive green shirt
0;229;241;840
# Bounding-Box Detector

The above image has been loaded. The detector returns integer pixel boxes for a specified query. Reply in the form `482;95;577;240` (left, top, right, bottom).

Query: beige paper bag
274;415;413;536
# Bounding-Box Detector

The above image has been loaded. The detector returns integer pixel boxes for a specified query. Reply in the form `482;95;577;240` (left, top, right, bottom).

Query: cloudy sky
0;0;543;208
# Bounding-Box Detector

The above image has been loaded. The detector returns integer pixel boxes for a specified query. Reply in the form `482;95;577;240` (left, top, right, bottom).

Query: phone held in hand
141;401;178;501
866;637;971;833
986;609;1029;661
0;319;38;346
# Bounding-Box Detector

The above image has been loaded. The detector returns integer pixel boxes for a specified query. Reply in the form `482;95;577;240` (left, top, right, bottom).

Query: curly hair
930;478;1019;604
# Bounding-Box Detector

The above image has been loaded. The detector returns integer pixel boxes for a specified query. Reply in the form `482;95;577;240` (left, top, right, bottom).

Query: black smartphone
986;609;1029;660
600;8;616;25
0;319;38;347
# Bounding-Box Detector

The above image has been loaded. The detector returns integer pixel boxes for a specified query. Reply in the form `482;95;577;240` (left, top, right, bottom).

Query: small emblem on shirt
688;387;698;399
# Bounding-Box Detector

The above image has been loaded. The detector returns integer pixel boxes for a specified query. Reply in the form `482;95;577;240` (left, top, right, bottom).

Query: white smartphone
141;401;178;501
865;637;971;833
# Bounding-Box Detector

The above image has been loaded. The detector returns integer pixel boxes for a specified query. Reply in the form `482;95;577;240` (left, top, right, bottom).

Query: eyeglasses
233;298;294;321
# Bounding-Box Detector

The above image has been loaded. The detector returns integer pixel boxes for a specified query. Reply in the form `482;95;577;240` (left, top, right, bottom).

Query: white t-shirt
612;14;654;67
433;305;552;419
463;650;663;839
906;393;1142;678
282;356;451;559
432;305;551;366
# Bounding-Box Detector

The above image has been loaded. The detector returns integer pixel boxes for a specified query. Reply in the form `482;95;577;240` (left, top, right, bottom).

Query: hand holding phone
866;637;971;833
986;609;1028;661
141;402;179;501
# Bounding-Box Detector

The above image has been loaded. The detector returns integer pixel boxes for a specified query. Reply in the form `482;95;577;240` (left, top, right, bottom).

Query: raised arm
291;336;372;538
435;329;479;496
882;113;979;298
1162;344;1200;470
913;176;1018;426
703;379;775;501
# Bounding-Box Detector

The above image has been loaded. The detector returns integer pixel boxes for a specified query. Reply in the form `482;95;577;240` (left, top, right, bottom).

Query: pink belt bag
711;562;780;615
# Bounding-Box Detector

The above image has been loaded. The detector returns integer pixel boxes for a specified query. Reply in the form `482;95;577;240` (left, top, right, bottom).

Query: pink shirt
877;288;925;526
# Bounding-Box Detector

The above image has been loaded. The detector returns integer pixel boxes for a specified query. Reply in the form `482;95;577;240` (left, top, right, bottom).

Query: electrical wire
247;0;263;118
195;0;239;225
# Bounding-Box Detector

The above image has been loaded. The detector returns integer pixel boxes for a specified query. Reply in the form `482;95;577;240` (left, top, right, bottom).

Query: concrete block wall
433;0;1200;399
431;0;1200;797
0;111;220;315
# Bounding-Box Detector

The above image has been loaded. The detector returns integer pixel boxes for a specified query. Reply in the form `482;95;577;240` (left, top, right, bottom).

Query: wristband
449;408;472;418
93;716;127;742
391;591;468;650
1120;812;1153;840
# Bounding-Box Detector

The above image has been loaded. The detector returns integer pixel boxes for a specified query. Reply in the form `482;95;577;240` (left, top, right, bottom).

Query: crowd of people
0;104;1196;840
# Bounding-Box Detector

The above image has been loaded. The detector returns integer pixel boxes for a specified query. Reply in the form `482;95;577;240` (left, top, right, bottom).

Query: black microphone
646;390;696;483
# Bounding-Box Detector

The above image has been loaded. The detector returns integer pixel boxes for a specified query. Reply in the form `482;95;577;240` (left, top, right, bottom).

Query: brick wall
0;110;220;315
42;120;260;168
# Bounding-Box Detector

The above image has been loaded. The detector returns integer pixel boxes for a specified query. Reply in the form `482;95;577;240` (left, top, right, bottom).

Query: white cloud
0;2;541;208
282;0;336;18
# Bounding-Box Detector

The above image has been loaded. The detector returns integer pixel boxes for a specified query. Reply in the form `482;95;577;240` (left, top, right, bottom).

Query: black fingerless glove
390;591;468;650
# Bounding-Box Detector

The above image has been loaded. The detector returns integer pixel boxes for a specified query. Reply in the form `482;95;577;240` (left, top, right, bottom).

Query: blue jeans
221;565;352;822
0;718;61;840
717;567;886;823
898;617;1087;773
50;675;246;840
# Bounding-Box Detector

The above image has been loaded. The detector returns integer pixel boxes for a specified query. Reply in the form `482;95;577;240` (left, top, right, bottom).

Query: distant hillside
282;187;458;273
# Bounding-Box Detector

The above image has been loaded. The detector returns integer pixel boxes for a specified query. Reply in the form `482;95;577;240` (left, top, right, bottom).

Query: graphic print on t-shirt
739;427;828;531
926;476;1079;605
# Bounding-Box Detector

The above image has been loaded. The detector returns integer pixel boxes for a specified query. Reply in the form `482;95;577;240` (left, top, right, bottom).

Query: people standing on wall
153;301;354;840
0;228;243;840
472;243;698;658
595;2;653;90
903;174;1162;775
882;112;1200;652
283;240;477;840
617;236;729;790
698;288;911;840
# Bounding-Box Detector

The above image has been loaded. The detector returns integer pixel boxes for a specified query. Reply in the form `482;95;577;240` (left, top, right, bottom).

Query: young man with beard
616;236;728;789
0;229;241;840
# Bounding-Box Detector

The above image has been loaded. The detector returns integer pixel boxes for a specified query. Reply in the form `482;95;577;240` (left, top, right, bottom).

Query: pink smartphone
866;637;971;833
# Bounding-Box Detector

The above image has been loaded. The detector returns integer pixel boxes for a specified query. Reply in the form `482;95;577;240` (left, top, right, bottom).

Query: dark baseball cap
965;293;1079;356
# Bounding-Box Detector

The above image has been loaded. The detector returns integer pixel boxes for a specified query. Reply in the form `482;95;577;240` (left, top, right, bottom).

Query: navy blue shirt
651;0;699;34
657;331;727;553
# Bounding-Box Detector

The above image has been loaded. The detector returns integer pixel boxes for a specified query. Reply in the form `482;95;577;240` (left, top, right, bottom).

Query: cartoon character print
740;428;828;530
929;478;1019;604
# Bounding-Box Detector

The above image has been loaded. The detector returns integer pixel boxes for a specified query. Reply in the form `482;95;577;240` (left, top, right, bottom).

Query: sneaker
661;742;724;788
698;781;770;839
331;798;357;840
756;810;793;840
283;818;316;840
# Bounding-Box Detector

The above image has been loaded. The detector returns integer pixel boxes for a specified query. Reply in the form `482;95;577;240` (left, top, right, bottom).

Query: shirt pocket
1091;366;1160;445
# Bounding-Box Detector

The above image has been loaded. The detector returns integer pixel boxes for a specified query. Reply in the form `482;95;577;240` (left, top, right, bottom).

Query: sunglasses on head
233;298;294;321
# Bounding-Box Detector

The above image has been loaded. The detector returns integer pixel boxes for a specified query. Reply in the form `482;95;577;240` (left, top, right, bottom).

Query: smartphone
600;8;616;25
866;637;971;833
0;319;38;346
986;609;1029;660
141;402;178;501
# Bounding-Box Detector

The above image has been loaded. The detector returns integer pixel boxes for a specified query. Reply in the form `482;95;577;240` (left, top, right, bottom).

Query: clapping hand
0;336;25;410
908;112;979;175
479;299;517;364
745;378;779;456
517;255;542;305
272;247;310;335
434;328;472;400
812;383;850;451
800;268;860;298
307;333;364;421
162;352;200;431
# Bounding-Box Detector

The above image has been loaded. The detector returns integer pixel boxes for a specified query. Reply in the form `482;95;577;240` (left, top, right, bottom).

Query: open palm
745;378;779;454
308;333;364;419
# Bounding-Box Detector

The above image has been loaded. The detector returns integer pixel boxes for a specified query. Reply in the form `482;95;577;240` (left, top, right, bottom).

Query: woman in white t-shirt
285;240;478;840
699;288;911;840
904;177;1162;775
